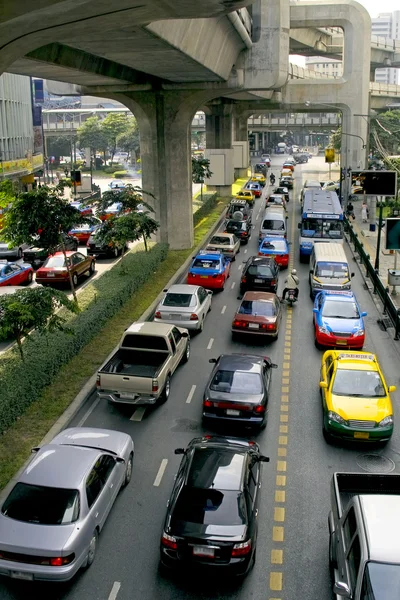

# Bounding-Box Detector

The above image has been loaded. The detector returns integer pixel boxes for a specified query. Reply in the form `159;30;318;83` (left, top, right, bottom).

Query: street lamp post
375;198;384;272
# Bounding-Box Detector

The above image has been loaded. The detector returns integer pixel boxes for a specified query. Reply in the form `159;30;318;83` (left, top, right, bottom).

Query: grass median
0;196;230;490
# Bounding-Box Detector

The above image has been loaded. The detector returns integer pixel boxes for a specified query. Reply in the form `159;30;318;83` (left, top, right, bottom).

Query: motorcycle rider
281;269;299;302
269;173;276;185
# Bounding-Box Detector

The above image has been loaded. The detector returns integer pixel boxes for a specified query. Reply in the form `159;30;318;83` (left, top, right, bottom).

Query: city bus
298;189;343;261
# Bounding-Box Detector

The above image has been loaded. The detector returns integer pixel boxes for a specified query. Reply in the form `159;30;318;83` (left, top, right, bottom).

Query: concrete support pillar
117;91;199;250
205;102;234;197
233;109;250;178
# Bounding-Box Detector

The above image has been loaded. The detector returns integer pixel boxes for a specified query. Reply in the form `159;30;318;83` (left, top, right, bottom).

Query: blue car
258;236;289;269
187;251;231;290
0;261;34;287
313;290;367;350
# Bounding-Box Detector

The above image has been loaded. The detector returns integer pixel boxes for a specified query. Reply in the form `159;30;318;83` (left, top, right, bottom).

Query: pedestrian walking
362;201;368;223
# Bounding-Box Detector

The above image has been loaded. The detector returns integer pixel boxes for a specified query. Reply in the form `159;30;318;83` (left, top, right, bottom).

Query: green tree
330;127;342;152
0;287;78;360
101;113;129;164
0;185;85;303
77;116;108;169
116;116;140;161
0;179;17;208
192;157;213;202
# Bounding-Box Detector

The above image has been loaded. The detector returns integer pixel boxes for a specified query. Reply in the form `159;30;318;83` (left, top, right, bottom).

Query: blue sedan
0;261;34;287
258;236;289;268
187;251;231;290
313;290;367;349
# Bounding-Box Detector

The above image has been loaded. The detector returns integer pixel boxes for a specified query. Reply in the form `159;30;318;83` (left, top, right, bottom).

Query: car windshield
315;261;349;278
247;265;273;277
261;240;286;252
332;369;386;397
172;488;246;526
262;219;285;231
163;293;194;307
322;299;360;319
210;370;262;394
362;561;400;599
2;483;80;525
210;236;231;246
193;259;220;269
239;300;276;316
44;255;67;268
301;219;343;239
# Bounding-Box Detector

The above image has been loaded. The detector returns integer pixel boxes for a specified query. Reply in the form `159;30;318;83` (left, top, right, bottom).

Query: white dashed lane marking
207;338;214;350
221;305;227;314
153;459;168;487
186;385;197;404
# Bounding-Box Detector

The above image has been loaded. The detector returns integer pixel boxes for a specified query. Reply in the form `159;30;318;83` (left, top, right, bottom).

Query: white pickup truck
96;322;190;405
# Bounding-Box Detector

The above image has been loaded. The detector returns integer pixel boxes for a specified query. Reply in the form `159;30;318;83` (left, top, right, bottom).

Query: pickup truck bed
100;349;167;378
333;472;400;517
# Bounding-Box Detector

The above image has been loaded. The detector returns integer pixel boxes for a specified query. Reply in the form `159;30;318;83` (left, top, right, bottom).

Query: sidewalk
350;200;400;307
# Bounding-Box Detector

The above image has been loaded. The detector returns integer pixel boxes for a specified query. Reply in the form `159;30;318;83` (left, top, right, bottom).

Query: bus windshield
301;218;343;239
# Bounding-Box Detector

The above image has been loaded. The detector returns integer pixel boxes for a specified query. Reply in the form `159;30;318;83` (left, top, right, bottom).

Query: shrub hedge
0;243;168;434
193;193;218;226
103;165;124;174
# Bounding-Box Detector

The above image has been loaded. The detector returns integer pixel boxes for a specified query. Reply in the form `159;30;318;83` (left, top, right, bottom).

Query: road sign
386;218;400;250
325;148;335;163
350;171;397;197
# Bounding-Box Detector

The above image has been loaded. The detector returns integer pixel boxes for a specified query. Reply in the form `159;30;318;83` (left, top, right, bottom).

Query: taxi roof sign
337;353;375;361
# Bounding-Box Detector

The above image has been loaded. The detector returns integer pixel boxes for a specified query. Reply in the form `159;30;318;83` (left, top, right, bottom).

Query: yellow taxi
251;173;266;187
281;169;292;178
235;190;255;205
319;350;396;444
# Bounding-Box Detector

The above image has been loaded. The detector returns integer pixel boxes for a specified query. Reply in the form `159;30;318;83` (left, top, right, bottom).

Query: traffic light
70;170;81;186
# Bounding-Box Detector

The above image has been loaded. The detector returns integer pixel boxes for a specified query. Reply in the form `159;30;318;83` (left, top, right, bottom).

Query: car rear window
163;293;194;307
122;334;169;350
239;300;276;316
172;488;246;526
226;221;244;231
210;370;262;394
261;240;287;252
193;259;219;269
2;483;80;525
247;264;273;277
262;219;285;231
210;236;231;246
44;255;66;268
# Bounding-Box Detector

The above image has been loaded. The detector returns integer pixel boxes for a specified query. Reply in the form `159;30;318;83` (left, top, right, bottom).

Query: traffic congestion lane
0;169;290;600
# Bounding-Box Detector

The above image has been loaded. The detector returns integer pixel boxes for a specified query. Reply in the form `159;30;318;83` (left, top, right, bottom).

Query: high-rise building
371;11;400;85
304;56;342;77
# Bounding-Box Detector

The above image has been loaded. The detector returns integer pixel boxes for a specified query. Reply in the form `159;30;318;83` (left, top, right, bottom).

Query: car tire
322;427;332;444
159;375;171;404
181;339;190;363
314;337;322;350
113;247;119;258
88;261;95;276
85;531;98;569
123;452;133;487
72;273;78;287
26;271;33;285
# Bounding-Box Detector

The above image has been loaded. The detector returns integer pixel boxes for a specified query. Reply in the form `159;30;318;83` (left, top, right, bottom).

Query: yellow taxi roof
332;351;379;371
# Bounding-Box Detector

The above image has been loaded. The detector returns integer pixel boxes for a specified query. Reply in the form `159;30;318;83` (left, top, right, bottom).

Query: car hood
170;519;247;541
330;394;392;422
321;317;361;333
0;514;77;555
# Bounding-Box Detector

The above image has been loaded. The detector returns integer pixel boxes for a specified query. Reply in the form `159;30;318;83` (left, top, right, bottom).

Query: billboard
386;218;400;250
350;171;397;197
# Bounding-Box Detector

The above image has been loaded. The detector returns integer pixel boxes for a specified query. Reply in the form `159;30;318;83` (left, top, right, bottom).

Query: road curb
0;200;229;500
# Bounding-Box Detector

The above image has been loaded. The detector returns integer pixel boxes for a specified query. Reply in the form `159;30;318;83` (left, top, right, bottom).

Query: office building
371;11;400;85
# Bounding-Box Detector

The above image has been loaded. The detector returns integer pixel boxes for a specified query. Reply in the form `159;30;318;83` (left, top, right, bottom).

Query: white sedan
154;284;212;333
206;233;240;261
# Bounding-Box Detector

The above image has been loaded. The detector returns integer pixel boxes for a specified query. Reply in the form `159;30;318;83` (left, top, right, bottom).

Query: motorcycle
286;289;298;306
269;174;276;185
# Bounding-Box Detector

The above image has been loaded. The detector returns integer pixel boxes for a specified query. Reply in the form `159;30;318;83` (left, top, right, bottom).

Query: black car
273;186;290;203
279;176;293;189
240;256;279;294
203;354;277;428
224;219;251;244
160;435;269;576
254;163;267;176
87;226;126;258
22;234;79;268
226;200;252;222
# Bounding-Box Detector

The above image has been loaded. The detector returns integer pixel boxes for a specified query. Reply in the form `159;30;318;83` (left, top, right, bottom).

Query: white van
309;243;354;298
259;206;287;241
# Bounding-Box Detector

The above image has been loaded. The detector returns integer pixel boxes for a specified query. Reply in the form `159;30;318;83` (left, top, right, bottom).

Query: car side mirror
163;288;168;292
181;331;189;338
207;290;213;295
319;381;328;389
298;223;301;229
116;456;125;464
259;455;270;463
31;447;40;453
389;385;397;393
361;311;367;317
332;582;351;599
351;273;355;278
310;269;314;274
270;363;278;369
174;448;185;455
209;358;217;363
313;308;318;313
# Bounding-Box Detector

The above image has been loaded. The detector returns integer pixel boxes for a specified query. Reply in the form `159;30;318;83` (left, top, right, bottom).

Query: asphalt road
2;155;400;600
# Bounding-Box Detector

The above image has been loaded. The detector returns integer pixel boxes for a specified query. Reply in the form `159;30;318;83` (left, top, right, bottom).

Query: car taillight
254;405;265;414
161;532;177;550
154;311;161;319
190;313;199;321
203;399;212;407
232;540;252;557
270;280;276;286
152;379;159;393
233;320;247;328
47;554;75;566
258;252;263;256
241;277;246;283
261;323;275;331
96;374;100;388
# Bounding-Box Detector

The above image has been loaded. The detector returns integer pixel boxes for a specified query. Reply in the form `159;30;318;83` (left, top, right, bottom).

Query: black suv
224;219;251;244
87;226;126;258
226;200;252;222
160;435;269;576
240;256;279;294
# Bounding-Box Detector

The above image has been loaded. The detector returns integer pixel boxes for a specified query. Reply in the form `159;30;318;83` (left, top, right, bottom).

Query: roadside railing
345;216;400;340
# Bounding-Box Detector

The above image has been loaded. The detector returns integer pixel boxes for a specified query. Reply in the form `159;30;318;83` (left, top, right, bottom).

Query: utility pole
374;197;384;272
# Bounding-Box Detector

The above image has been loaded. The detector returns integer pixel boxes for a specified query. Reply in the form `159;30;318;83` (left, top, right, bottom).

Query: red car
36;251;95;288
69;218;102;244
187;251;231;291
0;262;34;286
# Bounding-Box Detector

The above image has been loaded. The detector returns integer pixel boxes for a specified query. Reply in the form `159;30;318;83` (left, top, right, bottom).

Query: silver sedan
154;284;212;332
0;427;134;582
206;233;240;261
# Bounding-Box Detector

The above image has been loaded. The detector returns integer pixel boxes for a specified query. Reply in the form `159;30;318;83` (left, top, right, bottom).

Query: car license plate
336;340;347;345
354;431;369;439
226;409;240;416
200;275;208;278
10;571;33;581
254;279;263;284
248;323;259;329
47;273;55;277
193;546;215;557
169;314;180;320
120;392;136;399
